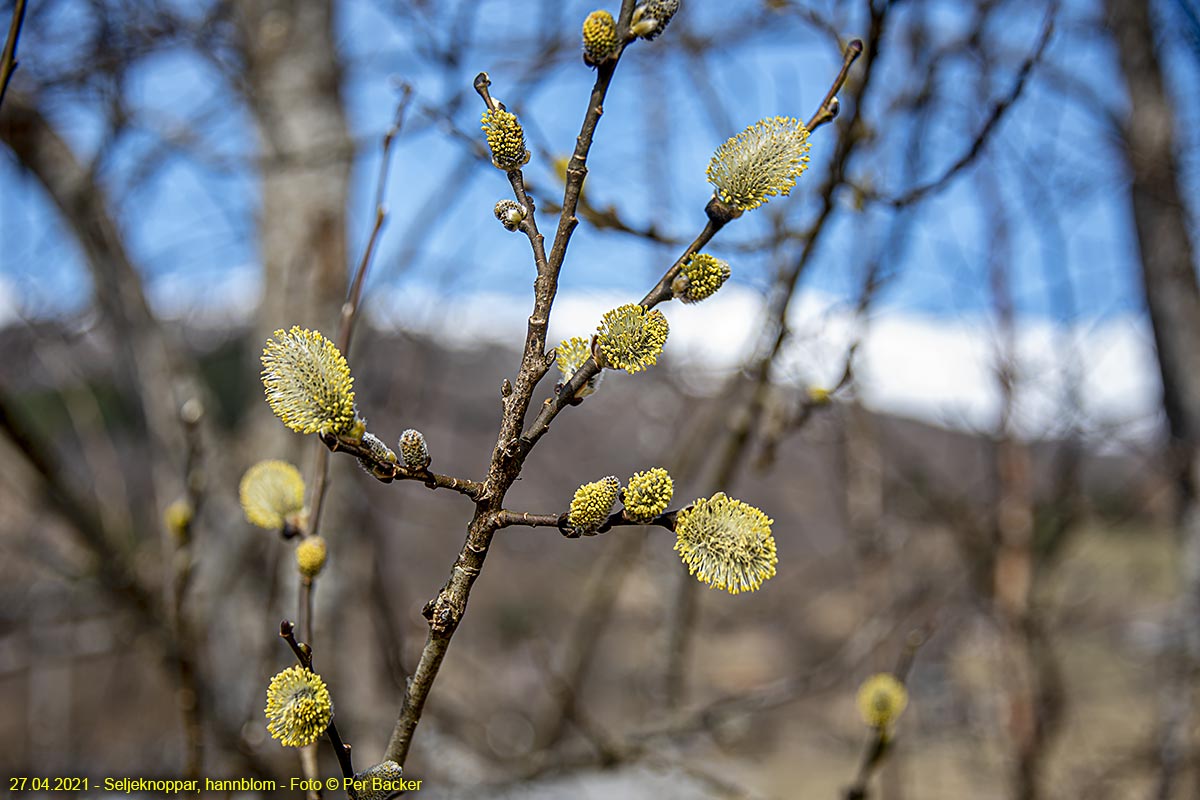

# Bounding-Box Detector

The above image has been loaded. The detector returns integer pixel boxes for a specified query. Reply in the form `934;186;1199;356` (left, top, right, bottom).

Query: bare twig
171;399;207;780
807;39;863;132
0;0;27;109
279;620;356;781
290;91;412;797
495;507;678;535
316;431;483;498
866;6;1056;208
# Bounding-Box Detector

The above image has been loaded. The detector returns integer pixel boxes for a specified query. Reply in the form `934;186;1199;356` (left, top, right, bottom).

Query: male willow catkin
264;666;333;748
672;253;731;303
857;673;909;730
623;467;674;522
481;108;530;171
707;116;811;212
260;327;359;438
582;10;620;65
556;336;604;398
595;304;669;374
674;492;778;594
631;0;680;40
568;476;622;533
239;460;306;530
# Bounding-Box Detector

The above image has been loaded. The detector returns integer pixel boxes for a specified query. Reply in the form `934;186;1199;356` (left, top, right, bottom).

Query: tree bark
234;0;353;341
1108;1;1200;795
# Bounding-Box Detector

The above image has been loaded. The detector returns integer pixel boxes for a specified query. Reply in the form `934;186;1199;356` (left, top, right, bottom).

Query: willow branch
171;400;206;780
473;73;552;277
806;38;863;132
382;0;640;770
318;432;483;498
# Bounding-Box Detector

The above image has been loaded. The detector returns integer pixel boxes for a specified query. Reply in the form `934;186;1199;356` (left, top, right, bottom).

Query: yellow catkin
481;108;530;171
673;253;731;303
857;673;909;729
264;666;333;747
674;492;777;594
595;305;669;374
239;460;306;530
296;536;327;578
624;467;674;522
707;117;811;211
568;476;621;533
582;10;619;65
261;327;358;436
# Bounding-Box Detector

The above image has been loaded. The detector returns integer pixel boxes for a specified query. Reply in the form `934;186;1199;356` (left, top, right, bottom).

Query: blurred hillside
0;322;1175;797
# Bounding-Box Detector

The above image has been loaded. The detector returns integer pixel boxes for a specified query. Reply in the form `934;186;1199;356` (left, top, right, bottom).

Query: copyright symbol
326;778;340;791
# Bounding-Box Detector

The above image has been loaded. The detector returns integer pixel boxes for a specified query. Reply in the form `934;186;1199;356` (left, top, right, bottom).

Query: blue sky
1;0;1197;331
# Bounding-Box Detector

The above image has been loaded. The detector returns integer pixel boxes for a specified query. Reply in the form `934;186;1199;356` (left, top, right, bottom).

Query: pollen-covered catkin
707;117;811;212
264;666;333;748
296;536;327;578
568;476;621;533
673;492;777;594
261;327;359;437
857;673;909;730
624;467;674;522
595;305;669;374
583;10;620;65
556;336;604;398
240;460;306;530
672;253;731;303
481;108;530;171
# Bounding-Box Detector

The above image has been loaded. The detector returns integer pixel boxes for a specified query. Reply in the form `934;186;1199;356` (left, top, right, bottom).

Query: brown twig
171;398;206;781
865;6;1056;208
807;38;863;132
280;620;356;781
317;432;483;498
0;0;27;110
494;507;678;535
291;92;412;797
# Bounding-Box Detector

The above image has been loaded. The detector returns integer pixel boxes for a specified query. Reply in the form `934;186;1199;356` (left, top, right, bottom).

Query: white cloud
6;273;1161;442
148;264;263;324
